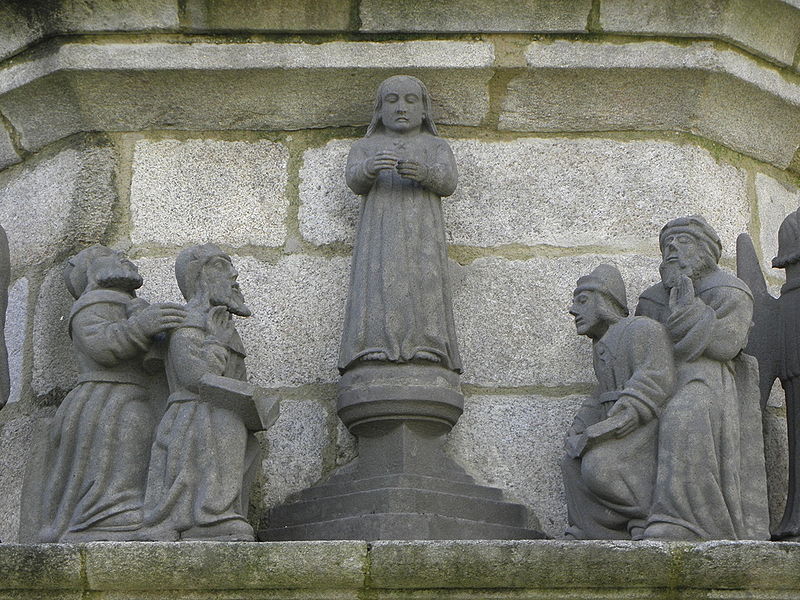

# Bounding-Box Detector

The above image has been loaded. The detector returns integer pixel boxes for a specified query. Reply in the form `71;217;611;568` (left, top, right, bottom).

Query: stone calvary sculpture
564;217;770;542
38;246;187;542
261;75;545;541
143;244;278;541
37;244;277;542
737;209;800;540
637;216;769;541
562;264;675;540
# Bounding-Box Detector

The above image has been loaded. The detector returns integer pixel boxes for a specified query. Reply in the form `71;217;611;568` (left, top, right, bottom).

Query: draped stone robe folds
144;308;259;539
636;270;770;540
562;316;675;539
339;133;462;373
39;290;154;542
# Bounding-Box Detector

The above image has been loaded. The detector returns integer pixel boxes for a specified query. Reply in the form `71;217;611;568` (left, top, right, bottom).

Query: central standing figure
339;75;462;373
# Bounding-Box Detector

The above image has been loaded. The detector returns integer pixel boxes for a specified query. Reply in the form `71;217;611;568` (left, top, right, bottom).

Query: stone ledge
502;40;800;169
0;540;799;597
0;39;797;169
0;41;494;152
359;0;800;72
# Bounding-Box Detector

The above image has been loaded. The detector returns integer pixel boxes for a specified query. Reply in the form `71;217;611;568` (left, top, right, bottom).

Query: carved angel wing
736;232;780;409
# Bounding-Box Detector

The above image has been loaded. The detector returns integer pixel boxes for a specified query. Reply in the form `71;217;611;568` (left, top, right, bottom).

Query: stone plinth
261;363;545;541
2;540;800;599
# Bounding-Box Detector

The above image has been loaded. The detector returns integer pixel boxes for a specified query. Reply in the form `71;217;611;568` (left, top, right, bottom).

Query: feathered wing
736;232;780;409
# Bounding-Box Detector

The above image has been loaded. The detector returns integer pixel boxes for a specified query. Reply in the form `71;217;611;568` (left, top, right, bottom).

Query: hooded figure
39;246;185;541
636;216;769;540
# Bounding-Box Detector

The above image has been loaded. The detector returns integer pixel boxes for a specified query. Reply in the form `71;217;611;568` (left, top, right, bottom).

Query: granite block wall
0;0;799;544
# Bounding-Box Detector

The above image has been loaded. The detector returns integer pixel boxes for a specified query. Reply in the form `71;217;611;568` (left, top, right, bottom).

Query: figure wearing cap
39;246;186;542
143;244;260;541
636;216;769;541
562;264;675;539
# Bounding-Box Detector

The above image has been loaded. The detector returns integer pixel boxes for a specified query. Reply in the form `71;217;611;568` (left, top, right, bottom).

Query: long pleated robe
636;269;770;540
39;290;154;542
338;132;462;373
143;308;259;539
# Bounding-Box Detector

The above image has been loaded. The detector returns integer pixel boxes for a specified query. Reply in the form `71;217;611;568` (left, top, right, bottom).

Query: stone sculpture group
564;217;769;541
37;244;278;542
4;75;795;543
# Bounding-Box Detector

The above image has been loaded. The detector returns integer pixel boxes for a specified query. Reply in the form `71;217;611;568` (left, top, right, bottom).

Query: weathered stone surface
196;0;352;30
454;254;661;388
360;0;591;32
299;140;355;246
32;264;76;399
0;414;35;542
299;138;748;252
447;394;583;536
0;41;493;152
680;541;800;589
501;41;800;168
262;397;334;510
763;404;789;531
0;142;117;269
130;139;289;248
55;0;179;31
6;277;29;405
600;0;800;68
369;540;674;589
0;124;21;171
756;173;800;280
0;1;179;62
0;3;45;62
137;254;349;387
0;543;82;590
83;541;368;590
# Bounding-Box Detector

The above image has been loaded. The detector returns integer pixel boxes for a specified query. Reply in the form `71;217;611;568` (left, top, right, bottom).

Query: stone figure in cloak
339;75;461;373
636;216;769;540
39;246;186;542
562;264;675;540
737;208;800;539
143;244;276;541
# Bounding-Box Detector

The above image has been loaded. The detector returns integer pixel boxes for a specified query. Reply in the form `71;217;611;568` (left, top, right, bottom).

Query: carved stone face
92;250;143;292
570;290;608;340
204;255;251;317
379;77;424;134
659;232;708;287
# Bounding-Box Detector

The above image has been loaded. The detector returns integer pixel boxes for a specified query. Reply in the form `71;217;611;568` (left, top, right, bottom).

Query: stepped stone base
260;471;546;540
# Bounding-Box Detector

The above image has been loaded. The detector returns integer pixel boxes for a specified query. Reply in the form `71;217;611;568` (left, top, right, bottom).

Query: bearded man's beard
659;252;715;289
96;268;143;292
212;286;252;317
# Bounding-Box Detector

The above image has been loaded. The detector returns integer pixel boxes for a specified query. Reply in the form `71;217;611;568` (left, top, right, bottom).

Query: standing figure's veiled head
65;245;143;299
366;75;438;137
175;244;251;317
570;264;629;340
658;215;721;288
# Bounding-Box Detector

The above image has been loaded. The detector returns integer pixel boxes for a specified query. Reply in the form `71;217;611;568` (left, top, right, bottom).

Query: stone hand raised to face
636;216;769;541
143;244;261;542
339;75;461;372
562;264;675;540
39;246;186;542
